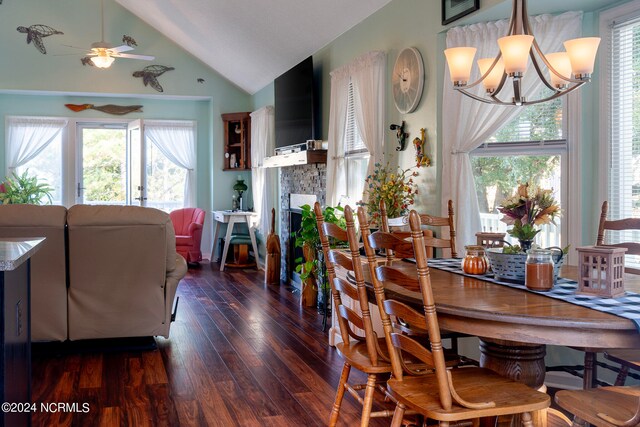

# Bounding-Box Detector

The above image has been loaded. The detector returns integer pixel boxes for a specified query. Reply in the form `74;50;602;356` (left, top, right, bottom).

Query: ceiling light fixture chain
444;0;601;106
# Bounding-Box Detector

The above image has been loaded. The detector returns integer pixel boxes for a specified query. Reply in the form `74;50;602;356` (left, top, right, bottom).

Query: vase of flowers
497;183;561;250
358;162;418;226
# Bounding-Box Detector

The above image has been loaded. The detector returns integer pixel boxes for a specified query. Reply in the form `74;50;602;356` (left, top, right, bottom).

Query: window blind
487;95;563;144
608;14;640;263
609;16;640;223
344;82;366;155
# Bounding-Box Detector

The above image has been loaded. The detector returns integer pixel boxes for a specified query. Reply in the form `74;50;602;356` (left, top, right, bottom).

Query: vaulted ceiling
115;0;393;95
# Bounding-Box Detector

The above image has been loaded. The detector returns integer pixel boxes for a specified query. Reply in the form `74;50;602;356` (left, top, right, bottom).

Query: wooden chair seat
335;339;392;374
555;386;640;426
336;337;461;374
387;367;549;421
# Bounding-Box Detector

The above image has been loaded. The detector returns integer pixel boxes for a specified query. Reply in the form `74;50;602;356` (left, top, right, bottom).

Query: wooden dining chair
555;385;640;427
548;201;640;389
358;205;468;365
597;200;640;386
374;210;550;427
379;199;457;258
314;202;395;427
378;199;467;354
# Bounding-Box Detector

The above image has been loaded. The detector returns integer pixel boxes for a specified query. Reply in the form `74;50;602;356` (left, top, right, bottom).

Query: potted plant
292;204;345;308
0;170;53;205
358;162;419;226
486;182;566;283
497;182;561;251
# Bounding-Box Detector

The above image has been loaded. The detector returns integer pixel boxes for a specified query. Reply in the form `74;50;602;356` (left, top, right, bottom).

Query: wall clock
392;47;425;114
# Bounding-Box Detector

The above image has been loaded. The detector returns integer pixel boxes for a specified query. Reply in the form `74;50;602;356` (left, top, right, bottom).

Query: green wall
0;0;253;255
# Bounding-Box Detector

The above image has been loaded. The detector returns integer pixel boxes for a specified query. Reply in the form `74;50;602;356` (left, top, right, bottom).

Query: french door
76;119;147;206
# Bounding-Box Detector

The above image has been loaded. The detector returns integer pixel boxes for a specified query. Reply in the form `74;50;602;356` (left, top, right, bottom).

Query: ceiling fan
72;0;154;68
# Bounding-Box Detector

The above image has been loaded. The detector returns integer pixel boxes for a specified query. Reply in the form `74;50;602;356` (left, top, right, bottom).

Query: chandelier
444;0;600;106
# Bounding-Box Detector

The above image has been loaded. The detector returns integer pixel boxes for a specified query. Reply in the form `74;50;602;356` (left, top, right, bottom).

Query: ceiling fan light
498;35;534;76
546;52;572;88
444;47;477;85
91;52;115;68
564;37;601;79
477;57;505;93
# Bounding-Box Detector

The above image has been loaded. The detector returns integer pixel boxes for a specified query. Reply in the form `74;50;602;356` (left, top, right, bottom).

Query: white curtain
6;117;67;173
441;11;581;249
352;51;386;182
250;106;275;235
326;50;386;207
145;120;197;207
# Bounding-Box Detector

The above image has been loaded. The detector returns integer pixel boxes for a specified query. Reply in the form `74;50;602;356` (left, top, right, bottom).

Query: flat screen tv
274;56;319;149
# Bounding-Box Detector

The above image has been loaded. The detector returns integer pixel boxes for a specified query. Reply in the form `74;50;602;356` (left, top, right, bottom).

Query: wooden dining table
351;260;640;390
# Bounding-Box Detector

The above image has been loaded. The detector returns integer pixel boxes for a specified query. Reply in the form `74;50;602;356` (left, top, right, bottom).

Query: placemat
425;258;640;331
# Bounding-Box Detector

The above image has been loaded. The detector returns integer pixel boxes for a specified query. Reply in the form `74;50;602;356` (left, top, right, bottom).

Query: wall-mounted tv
274;56;320;149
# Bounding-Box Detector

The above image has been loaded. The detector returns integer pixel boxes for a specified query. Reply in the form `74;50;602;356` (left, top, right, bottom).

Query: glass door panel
79;127;127;205
127;119;145;206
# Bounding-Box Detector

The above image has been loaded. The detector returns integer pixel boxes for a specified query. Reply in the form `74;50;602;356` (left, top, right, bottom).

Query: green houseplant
0;170;53;205
292;204;345;307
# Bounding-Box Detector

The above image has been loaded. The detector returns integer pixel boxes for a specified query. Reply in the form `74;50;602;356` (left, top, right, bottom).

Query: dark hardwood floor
32;263;391;426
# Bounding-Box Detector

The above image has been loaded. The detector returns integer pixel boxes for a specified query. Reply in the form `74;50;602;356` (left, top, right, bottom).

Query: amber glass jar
461;245;489;275
525;249;554;291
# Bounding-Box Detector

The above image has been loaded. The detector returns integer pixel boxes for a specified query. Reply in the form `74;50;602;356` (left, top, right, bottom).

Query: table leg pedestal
479;339;547;388
479;339;548;426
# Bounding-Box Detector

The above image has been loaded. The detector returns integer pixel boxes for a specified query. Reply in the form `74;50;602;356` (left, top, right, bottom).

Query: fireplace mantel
262;150;327;168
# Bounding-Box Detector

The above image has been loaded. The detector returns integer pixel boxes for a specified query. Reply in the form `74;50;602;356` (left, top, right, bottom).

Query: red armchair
170;208;206;263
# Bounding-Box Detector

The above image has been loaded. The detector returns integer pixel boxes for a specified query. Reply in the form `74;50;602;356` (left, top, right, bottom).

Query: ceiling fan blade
113;52;155;61
110;45;134;53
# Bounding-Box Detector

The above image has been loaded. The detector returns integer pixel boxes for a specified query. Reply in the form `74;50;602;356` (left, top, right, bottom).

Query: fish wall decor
65;104;143;115
132;65;175;92
17;24;63;54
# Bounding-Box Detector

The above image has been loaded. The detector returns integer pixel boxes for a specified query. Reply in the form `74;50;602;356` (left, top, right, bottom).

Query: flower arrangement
497;182;560;247
358;162;418;224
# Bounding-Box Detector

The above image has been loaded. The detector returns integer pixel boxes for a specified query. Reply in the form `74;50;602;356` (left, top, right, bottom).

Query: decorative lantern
576;246;627;298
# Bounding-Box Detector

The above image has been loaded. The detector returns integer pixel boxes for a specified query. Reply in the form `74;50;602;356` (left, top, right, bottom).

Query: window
343;82;369;206
5;117;195;210
601;2;640;267
471;93;567;248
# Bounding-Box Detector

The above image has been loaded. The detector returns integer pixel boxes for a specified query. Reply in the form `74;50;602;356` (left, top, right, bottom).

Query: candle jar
525;249;555;291
462;245;489;275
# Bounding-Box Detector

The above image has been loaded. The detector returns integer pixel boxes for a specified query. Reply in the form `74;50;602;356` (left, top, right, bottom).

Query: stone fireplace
279;163;326;284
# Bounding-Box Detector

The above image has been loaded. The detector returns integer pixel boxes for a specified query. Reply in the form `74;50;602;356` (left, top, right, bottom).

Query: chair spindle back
315;202;383;366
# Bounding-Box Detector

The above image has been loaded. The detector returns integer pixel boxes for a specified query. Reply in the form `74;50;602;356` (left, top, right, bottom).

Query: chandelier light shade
444;0;601;106
444;47;477;84
477;57;505;92
90;51;115;68
545;52;572;88
564;37;601;77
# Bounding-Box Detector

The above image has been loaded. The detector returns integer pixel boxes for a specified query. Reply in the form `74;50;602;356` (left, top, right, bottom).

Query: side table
210;211;261;271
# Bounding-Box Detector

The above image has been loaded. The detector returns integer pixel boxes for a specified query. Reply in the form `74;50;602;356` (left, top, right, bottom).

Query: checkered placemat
425;258;640;332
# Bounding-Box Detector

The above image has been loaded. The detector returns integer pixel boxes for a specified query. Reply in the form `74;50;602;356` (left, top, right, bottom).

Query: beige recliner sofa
0;204;187;342
0;205;68;341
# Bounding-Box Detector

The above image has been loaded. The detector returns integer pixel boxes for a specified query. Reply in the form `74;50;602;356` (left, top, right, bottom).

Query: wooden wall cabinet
222;112;251;171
